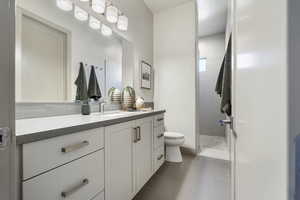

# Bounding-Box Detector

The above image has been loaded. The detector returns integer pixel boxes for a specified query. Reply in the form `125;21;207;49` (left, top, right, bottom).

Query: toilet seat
164;132;184;139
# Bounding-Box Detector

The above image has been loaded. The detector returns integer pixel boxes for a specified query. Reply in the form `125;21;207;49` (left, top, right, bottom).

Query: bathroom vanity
16;110;165;200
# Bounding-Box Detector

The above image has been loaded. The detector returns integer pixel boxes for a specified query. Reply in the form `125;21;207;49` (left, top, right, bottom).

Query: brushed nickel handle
157;154;164;161
157;118;164;122
61;178;89;198
133;127;138;143
157;134;164;138
61;141;89;153
137;126;141;142
219;119;232;126
219;117;234;129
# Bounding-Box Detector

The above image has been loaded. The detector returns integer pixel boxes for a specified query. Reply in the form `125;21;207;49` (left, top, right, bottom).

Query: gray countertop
16;110;165;145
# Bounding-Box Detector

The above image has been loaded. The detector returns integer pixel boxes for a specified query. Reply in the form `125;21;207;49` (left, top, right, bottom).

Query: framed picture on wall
141;61;152;89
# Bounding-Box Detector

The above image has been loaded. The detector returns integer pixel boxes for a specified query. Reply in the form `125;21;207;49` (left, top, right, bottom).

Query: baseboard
180;146;197;156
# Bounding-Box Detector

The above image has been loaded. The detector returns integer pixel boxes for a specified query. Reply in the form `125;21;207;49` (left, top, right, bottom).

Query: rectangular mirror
16;0;126;103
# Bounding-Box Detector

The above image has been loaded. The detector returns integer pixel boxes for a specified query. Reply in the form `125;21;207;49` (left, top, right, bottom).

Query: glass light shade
106;5;118;23
74;6;88;21
89;16;101;30
92;0;106;14
79;0;89;2
117;15;128;31
101;24;112;36
56;0;73;11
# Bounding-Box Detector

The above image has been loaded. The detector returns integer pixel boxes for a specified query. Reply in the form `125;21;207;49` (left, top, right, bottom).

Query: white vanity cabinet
105;115;164;200
153;114;165;172
134;117;153;193
105;121;135;200
105;117;154;200
22;128;104;180
23;150;104;200
22;128;105;200
19;112;165;200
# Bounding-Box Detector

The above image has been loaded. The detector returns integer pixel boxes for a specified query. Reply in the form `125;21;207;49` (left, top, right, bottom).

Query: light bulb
106;5;118;23
74;6;88;21
56;0;73;11
117;15;128;31
101;24;112;36
89;16;101;30
92;0;106;14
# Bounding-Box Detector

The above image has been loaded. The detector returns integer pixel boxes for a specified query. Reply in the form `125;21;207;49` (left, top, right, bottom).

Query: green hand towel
88;65;102;101
221;35;232;116
215;57;225;97
75;62;88;101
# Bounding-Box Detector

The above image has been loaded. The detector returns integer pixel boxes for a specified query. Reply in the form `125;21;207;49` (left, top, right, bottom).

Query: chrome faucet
100;101;107;113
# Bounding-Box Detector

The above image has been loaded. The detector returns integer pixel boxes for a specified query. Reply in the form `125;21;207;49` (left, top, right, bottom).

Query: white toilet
164;132;185;163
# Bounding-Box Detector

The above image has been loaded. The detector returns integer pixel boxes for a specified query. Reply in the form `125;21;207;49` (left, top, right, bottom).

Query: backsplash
15;102;121;120
16;102;154;120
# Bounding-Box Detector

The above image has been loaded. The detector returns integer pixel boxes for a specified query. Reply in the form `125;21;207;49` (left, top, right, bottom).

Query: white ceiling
197;0;228;37
144;0;192;13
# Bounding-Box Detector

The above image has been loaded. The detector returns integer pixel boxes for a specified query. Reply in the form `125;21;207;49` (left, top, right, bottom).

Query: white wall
198;33;226;137
154;1;196;151
225;0;232;45
113;0;154;102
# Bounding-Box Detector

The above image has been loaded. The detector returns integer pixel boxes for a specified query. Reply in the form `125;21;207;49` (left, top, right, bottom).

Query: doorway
196;0;230;161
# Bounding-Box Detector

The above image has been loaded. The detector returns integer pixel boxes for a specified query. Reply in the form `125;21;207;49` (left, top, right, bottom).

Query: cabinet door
134;117;153;193
105;122;135;200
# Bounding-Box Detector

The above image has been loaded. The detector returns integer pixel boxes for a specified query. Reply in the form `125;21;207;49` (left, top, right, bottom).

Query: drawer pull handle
61;141;89;153
133;127;139;143
61;178;89;198
157;154;164;161
133;127;141;143
137;126;141;142
157;118;164;122
157;134;164;138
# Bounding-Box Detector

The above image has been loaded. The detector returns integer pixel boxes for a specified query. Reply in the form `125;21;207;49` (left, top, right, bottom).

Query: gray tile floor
134;153;230;200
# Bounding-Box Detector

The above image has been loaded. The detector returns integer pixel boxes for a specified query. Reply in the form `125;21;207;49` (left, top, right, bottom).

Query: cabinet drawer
23;128;104;180
154;114;164;127
154;126;164;149
23;150;104;200
154;146;165;172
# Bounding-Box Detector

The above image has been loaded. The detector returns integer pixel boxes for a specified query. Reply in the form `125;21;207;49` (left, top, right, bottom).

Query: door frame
0;0;16;200
15;7;72;102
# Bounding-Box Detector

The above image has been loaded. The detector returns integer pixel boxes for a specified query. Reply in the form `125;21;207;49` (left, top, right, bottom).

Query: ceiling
197;0;228;37
143;0;192;13
143;0;228;37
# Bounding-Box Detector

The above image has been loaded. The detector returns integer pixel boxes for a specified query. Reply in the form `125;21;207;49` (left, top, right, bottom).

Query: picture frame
141;61;152;89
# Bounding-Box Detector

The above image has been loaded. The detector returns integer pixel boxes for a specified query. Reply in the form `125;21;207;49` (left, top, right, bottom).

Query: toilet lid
164;132;184;139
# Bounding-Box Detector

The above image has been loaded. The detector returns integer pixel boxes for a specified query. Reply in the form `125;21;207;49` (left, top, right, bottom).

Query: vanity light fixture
89;16;101;30
117;14;128;31
79;0;90;2
91;0;106;14
101;24;112;36
74;6;89;21
56;0;73;11
106;5;118;23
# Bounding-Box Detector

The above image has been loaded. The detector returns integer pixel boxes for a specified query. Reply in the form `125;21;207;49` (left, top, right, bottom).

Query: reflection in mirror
16;0;124;103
